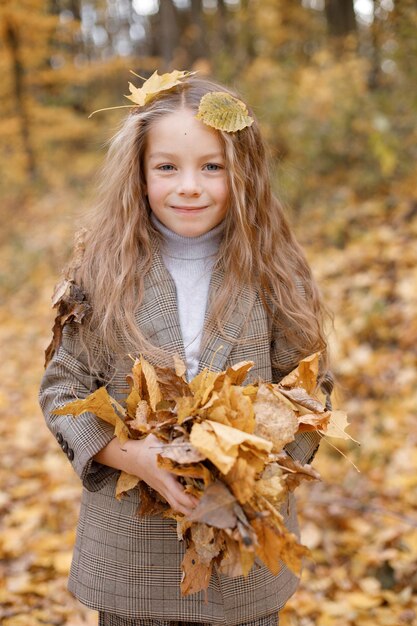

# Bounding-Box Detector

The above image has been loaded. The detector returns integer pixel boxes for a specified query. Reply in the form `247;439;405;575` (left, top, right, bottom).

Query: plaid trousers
98;613;279;626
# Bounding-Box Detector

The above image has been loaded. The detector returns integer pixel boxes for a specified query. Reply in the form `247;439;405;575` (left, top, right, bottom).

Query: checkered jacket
39;244;323;626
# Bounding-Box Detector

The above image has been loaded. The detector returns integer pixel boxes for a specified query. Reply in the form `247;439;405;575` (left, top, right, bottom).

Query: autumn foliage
53;353;350;596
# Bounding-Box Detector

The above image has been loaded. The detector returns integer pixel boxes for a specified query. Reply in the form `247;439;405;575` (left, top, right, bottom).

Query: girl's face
144;108;229;238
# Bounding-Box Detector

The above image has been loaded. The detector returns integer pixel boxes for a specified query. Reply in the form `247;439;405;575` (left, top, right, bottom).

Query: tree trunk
159;0;179;70
4;18;37;180
325;0;357;36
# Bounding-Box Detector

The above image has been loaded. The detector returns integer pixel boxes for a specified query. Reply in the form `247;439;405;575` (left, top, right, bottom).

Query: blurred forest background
1;1;416;625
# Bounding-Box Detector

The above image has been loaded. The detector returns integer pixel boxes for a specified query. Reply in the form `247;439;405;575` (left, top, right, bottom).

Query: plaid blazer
39;244;322;626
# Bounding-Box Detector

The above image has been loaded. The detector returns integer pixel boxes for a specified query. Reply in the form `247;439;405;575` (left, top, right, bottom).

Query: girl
40;73;332;626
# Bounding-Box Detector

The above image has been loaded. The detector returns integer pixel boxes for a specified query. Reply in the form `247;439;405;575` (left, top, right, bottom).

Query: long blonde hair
76;76;329;374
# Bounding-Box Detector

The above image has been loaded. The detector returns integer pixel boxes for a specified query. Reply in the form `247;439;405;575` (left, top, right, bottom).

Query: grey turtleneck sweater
151;214;225;380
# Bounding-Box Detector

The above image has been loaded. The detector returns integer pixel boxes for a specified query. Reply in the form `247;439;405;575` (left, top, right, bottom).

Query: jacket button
56;432;63;444
62;440;69;453
67;448;74;461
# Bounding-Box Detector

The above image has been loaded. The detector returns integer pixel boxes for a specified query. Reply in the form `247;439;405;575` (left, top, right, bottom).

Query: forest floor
0;186;416;626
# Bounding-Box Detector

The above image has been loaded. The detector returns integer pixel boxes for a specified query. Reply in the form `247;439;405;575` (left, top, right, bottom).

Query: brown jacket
39;245;322;625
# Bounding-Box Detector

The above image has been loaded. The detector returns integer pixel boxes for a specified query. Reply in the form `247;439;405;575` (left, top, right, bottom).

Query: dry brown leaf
158;436;206;464
298;411;330;431
181;542;213;597
279;352;320;393
157;456;212;486
253;384;298;452
218;531;244;577
115;471;140;500
208;379;255;433
140;356;162;410
189;369;221;407
190;420;271;474
254;463;286;505
279;387;326;414
187;480;237;529
155;365;192;400
321;409;356;441
125;386;140;420
52;386;129;444
176;395;196;425
224;457;256;504
44;282;91;368
273;453;321;491
191;524;224;565
136;483;168;516
173;354;187;379
223;361;255;385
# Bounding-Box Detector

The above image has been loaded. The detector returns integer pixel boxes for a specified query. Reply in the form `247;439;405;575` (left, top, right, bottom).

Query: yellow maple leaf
52;386;129;444
126;69;196;106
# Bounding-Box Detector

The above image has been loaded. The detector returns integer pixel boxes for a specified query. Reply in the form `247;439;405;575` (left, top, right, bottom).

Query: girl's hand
122;434;199;516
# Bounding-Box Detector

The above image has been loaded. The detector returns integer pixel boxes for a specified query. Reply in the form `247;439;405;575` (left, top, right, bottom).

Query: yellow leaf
321;410;356;441
196;92;254;132
251;517;309;575
223;360;254;385
140;355;162;411
173;353;187;379
52;386;129;444
125;386;140;419
126;69;196;106
254;384;298;452
190;422;237;474
180;542;212;597
115;471;140;500
190;420;270;474
224;457;256;504
279;352;320;393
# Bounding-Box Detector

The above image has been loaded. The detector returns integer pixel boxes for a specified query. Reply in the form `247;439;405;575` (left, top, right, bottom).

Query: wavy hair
75;76;330;374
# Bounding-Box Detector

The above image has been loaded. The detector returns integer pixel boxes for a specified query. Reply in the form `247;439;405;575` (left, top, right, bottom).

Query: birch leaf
196;92;254;132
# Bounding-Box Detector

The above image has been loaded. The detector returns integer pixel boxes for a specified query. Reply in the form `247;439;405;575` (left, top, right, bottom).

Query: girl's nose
177;171;202;196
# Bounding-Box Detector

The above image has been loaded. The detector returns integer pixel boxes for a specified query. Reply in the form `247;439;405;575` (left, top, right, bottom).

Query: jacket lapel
134;235;187;364
198;264;258;373
136;235;257;374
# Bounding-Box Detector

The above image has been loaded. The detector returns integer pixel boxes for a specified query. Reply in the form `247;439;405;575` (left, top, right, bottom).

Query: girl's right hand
122;434;199;516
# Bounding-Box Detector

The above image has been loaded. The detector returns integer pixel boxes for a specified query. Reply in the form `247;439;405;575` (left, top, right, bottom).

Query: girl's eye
157;164;175;171
204;163;223;171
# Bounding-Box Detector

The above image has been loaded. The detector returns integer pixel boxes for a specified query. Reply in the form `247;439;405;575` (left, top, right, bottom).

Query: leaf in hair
126;69;197;107
196;92;254;132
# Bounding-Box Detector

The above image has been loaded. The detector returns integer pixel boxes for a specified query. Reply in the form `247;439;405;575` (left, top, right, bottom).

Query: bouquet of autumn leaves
53;353;350;596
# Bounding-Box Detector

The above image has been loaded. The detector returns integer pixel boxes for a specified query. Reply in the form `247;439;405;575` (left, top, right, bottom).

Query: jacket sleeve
39;320;117;492
271;330;333;466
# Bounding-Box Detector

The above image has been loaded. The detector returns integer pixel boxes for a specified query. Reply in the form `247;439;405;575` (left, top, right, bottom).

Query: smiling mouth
171;205;208;211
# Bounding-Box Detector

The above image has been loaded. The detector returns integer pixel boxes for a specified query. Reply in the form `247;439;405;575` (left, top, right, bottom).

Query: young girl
40;73;332;626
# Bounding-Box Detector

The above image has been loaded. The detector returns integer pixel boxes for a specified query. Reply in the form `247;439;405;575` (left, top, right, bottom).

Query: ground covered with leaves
0;188;416;625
